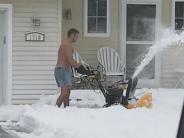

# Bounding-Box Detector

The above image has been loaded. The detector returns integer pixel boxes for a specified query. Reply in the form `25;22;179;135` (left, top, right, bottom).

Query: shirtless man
54;28;89;108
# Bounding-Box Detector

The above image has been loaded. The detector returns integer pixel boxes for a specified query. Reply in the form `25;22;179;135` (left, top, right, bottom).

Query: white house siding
161;45;184;88
160;0;184;88
0;0;61;104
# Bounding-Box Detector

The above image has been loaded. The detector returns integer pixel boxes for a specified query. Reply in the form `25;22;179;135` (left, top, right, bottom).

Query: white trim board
0;4;12;104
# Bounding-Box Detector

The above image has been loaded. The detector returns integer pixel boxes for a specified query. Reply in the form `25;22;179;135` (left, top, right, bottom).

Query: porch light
32;17;41;27
63;8;72;20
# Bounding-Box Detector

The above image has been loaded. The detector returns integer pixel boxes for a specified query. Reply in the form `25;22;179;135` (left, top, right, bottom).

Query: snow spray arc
132;29;184;79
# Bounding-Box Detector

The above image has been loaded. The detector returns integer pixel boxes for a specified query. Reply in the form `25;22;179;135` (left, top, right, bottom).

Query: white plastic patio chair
97;47;125;79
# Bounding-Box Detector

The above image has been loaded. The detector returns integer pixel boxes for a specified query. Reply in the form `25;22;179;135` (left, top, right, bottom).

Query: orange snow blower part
126;92;152;109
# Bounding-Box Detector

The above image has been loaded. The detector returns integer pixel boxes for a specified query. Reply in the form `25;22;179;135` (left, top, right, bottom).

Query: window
126;4;156;41
84;0;110;37
174;1;184;31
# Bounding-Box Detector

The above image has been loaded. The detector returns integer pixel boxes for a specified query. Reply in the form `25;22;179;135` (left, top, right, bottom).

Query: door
122;0;161;87
0;10;5;104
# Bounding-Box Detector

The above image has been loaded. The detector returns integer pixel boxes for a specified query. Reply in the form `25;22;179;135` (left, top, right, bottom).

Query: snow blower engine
89;69;138;107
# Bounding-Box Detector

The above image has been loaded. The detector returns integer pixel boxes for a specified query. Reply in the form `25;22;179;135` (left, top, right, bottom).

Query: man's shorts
54;66;72;88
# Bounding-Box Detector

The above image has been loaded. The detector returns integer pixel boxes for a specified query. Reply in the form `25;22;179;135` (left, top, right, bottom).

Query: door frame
0;4;12;104
120;0;161;88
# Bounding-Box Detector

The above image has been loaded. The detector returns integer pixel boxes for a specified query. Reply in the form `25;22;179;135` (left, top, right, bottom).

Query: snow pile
17;105;154;138
37;90;105;108
0;105;25;121
0;89;183;138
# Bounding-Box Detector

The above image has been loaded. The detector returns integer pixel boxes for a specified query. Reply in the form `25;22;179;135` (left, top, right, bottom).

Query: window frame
172;0;184;30
84;0;110;37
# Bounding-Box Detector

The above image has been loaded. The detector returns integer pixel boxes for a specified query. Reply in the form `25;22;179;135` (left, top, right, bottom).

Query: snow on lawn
0;89;184;138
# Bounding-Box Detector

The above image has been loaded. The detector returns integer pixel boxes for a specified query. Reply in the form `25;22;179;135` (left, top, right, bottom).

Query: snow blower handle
75;64;90;75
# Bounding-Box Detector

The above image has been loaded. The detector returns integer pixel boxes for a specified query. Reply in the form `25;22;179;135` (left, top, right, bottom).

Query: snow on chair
97;47;125;79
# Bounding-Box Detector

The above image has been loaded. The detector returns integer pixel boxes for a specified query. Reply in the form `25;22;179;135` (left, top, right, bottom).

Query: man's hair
67;28;79;37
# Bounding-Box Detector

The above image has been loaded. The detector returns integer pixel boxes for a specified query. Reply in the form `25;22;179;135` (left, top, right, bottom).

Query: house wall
161;0;184;88
62;0;184;88
0;0;61;104
62;0;120;66
161;45;184;88
162;0;172;27
0;0;183;106
0;0;11;3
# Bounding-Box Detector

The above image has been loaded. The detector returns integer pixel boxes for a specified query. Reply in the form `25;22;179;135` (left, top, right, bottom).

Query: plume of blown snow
133;29;184;78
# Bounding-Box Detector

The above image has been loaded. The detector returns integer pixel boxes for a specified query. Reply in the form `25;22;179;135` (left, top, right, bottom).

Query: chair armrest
120;65;126;81
119;65;126;74
81;60;89;66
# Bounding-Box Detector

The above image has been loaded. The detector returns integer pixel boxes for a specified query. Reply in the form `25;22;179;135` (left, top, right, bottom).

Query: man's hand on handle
75;64;90;75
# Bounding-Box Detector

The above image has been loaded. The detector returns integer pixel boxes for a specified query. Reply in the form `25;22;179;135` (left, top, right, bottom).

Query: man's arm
65;45;80;68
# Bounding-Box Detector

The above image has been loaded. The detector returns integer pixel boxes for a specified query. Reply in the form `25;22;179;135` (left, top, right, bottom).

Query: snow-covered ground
0;89;184;138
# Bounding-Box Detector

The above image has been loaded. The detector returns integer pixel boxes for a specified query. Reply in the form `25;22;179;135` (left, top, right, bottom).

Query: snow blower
84;67;152;109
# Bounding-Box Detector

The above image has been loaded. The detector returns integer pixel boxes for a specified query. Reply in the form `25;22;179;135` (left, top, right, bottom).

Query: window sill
84;33;110;38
